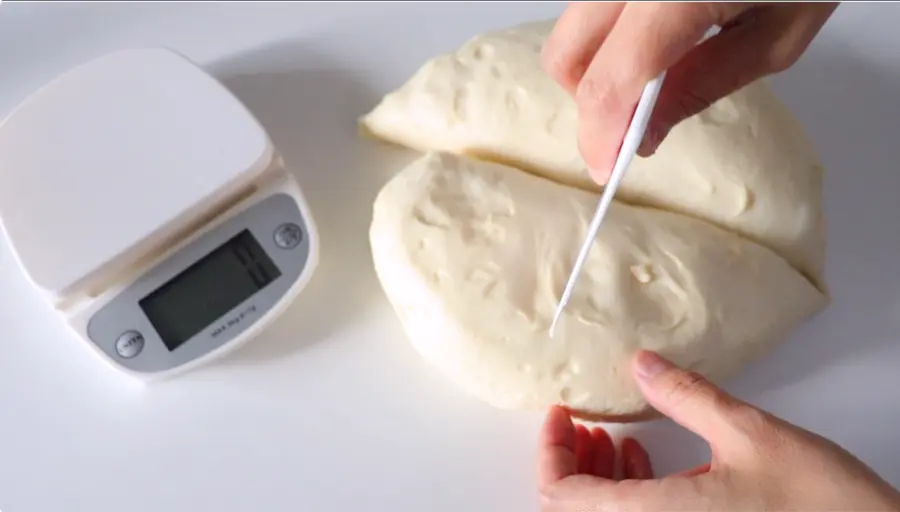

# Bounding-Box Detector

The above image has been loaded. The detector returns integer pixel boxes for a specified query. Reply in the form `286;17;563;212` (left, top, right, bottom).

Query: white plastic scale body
0;48;319;381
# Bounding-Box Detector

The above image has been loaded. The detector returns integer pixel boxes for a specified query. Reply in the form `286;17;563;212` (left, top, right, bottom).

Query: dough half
370;152;828;420
360;19;828;291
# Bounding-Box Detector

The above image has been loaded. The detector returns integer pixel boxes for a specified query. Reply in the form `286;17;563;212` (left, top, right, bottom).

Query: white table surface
1;3;899;511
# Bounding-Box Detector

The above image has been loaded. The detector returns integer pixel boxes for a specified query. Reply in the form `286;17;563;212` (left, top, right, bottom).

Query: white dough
360;19;828;289
370;152;827;419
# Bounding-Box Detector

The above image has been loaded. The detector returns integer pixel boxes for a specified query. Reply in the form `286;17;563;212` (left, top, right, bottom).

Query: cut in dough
360;19;827;290
370;152;828;420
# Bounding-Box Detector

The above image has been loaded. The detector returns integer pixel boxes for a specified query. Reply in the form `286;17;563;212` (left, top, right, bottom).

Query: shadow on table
617;38;900;478
730;39;900;401
205;39;415;363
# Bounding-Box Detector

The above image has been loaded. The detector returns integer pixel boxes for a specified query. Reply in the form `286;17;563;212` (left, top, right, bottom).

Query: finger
621;437;654;480
575;424;594;474
538;474;617;510
574;2;729;180
537;405;578;488
632;350;749;448
634;20;722;157
590;427;616;479
640;3;838;155
542;2;626;94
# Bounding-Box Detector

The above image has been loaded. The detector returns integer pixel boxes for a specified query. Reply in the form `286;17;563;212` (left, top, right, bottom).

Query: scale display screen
139;229;282;351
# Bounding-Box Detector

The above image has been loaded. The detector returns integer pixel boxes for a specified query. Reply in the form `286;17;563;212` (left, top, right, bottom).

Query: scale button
273;222;303;249
116;330;145;358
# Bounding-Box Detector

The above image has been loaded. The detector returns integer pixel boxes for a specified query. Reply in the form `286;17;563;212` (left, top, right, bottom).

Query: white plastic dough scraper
0;48;320;381
549;73;666;337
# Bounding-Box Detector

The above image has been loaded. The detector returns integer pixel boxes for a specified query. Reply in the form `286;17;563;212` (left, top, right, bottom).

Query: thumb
632;350;748;446
639;4;837;157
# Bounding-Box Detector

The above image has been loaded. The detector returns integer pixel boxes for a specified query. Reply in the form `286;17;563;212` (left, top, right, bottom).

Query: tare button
115;330;145;358
273;222;303;249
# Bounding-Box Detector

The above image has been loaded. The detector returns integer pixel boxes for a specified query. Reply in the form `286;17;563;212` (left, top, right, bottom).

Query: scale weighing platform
0;48;320;381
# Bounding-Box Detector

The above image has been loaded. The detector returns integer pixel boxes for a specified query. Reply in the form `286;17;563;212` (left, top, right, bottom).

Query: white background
0;3;899;511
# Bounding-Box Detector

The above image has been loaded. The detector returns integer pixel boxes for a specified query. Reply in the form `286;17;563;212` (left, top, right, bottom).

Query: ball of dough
360;19;828;290
370;152;828;421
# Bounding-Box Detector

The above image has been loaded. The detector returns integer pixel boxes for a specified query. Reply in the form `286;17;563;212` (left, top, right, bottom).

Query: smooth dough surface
360;19;828;290
370;152;828;420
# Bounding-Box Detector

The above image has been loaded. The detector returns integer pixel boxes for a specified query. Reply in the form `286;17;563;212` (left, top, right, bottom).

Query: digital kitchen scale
0;48;319;381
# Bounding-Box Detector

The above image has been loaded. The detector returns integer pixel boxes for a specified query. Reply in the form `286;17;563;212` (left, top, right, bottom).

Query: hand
541;2;839;183
537;350;900;511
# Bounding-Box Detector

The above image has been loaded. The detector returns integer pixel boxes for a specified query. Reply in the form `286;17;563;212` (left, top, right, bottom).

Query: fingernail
634;350;672;380
588;166;612;185
637;125;668;157
636;131;659;156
